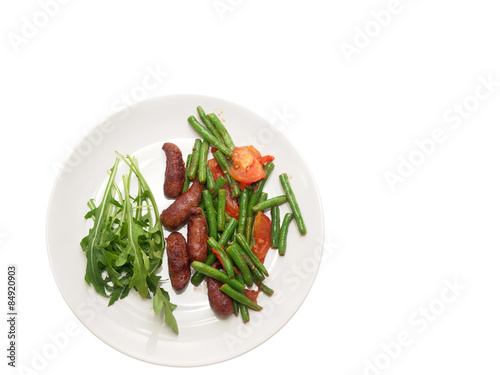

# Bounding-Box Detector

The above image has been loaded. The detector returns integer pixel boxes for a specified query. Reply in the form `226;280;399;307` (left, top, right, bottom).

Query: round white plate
46;94;324;367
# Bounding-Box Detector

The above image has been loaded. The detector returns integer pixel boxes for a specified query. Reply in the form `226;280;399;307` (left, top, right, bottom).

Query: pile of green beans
183;106;307;324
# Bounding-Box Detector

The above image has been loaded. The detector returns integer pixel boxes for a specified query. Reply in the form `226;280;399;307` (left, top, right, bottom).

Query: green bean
205;165;215;193
207;113;236;152
197;106;224;145
258;281;274;297
235;274;250;323
191;261;244;292
181;154;193;193
252;195;287;212
220;284;262;311
234;233;269;277
187;116;232;156
237;187;250;235
202;190;217;239
214;150;241;198
197;140;209;184
244;162;275;242
258;192;268;204
217;189;226;232
279;173;307;235
190;251;217;286
278;213;294;256
186;139;201;180
212;176;227;197
227;245;253;287
218;217;237;248
271;205;280;248
207;237;234;278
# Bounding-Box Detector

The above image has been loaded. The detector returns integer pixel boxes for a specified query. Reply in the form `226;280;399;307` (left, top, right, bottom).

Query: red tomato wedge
244;289;260;303
251;211;272;261
229;147;266;189
207;158;224;182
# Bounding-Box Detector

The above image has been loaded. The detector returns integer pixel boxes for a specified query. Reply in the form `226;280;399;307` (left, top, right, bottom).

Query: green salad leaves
80;153;178;334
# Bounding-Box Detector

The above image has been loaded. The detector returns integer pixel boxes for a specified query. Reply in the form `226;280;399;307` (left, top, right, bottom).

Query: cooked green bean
207;113;236;152
279;173;306;235
235;274;250;323
237;187;250;235
190;251;217;286
205;165;215;193
197;140;209;184
214;150;241;198
217;189;226;232
234;233;269;277
227;245;253;287
207;237;234;278
218;217;237;248
191;261;244;292
252;195;287;212
271;205;280;248
186;139;201;180
187;116;232;156
202;190;217;239
197;106;224;145
212;176;227;197
244;162;275;242
278;213;294;256
220;284;262;311
258;281;274;297
181;153;193;193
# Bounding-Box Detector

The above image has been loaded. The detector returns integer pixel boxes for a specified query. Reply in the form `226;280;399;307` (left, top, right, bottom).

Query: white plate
46;94;324;367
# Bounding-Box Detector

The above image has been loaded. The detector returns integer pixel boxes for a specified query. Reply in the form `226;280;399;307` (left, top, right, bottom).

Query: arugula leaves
80;154;178;334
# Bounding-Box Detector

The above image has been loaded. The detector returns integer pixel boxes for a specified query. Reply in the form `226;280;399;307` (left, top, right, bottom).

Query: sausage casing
166;232;190;291
162;142;185;199
187;207;208;263
160;179;203;231
207;274;234;318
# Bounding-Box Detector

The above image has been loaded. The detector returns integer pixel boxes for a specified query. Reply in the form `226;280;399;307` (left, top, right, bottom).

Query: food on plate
162;142;186;199
207;264;235;318
166;232;191;291
160;179;203;231
186;207;208;263
80;154;178;334
80;104;308;334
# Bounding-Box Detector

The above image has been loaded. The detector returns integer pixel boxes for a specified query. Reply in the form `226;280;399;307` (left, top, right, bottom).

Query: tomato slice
207;158;224;182
224;184;239;220
251;211;272;261
244;289;260;303
229;147;266;186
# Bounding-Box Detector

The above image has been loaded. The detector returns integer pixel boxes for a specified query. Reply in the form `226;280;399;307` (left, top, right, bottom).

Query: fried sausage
207;270;234;318
166;232;190;291
160;179;203;231
187;207;208;263
162;142;185;199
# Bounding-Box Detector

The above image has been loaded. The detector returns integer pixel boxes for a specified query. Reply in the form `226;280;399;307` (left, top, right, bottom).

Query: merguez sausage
160;179;203;231
166;232;190;291
162;143;185;199
207;263;234;318
187;207;208;263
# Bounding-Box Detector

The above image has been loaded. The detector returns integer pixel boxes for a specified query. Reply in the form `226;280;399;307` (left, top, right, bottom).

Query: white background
1;0;500;374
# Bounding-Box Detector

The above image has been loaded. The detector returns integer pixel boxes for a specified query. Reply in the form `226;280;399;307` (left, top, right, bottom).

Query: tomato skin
207;158;224;182
251;211;272;261
244;289;260;303
259;155;275;164
229;147;266;186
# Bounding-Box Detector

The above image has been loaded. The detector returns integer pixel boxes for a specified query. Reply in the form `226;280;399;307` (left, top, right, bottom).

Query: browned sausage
186;207;208;263
162;143;185;199
207;274;234;318
160;179;203;231
166;232;190;291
